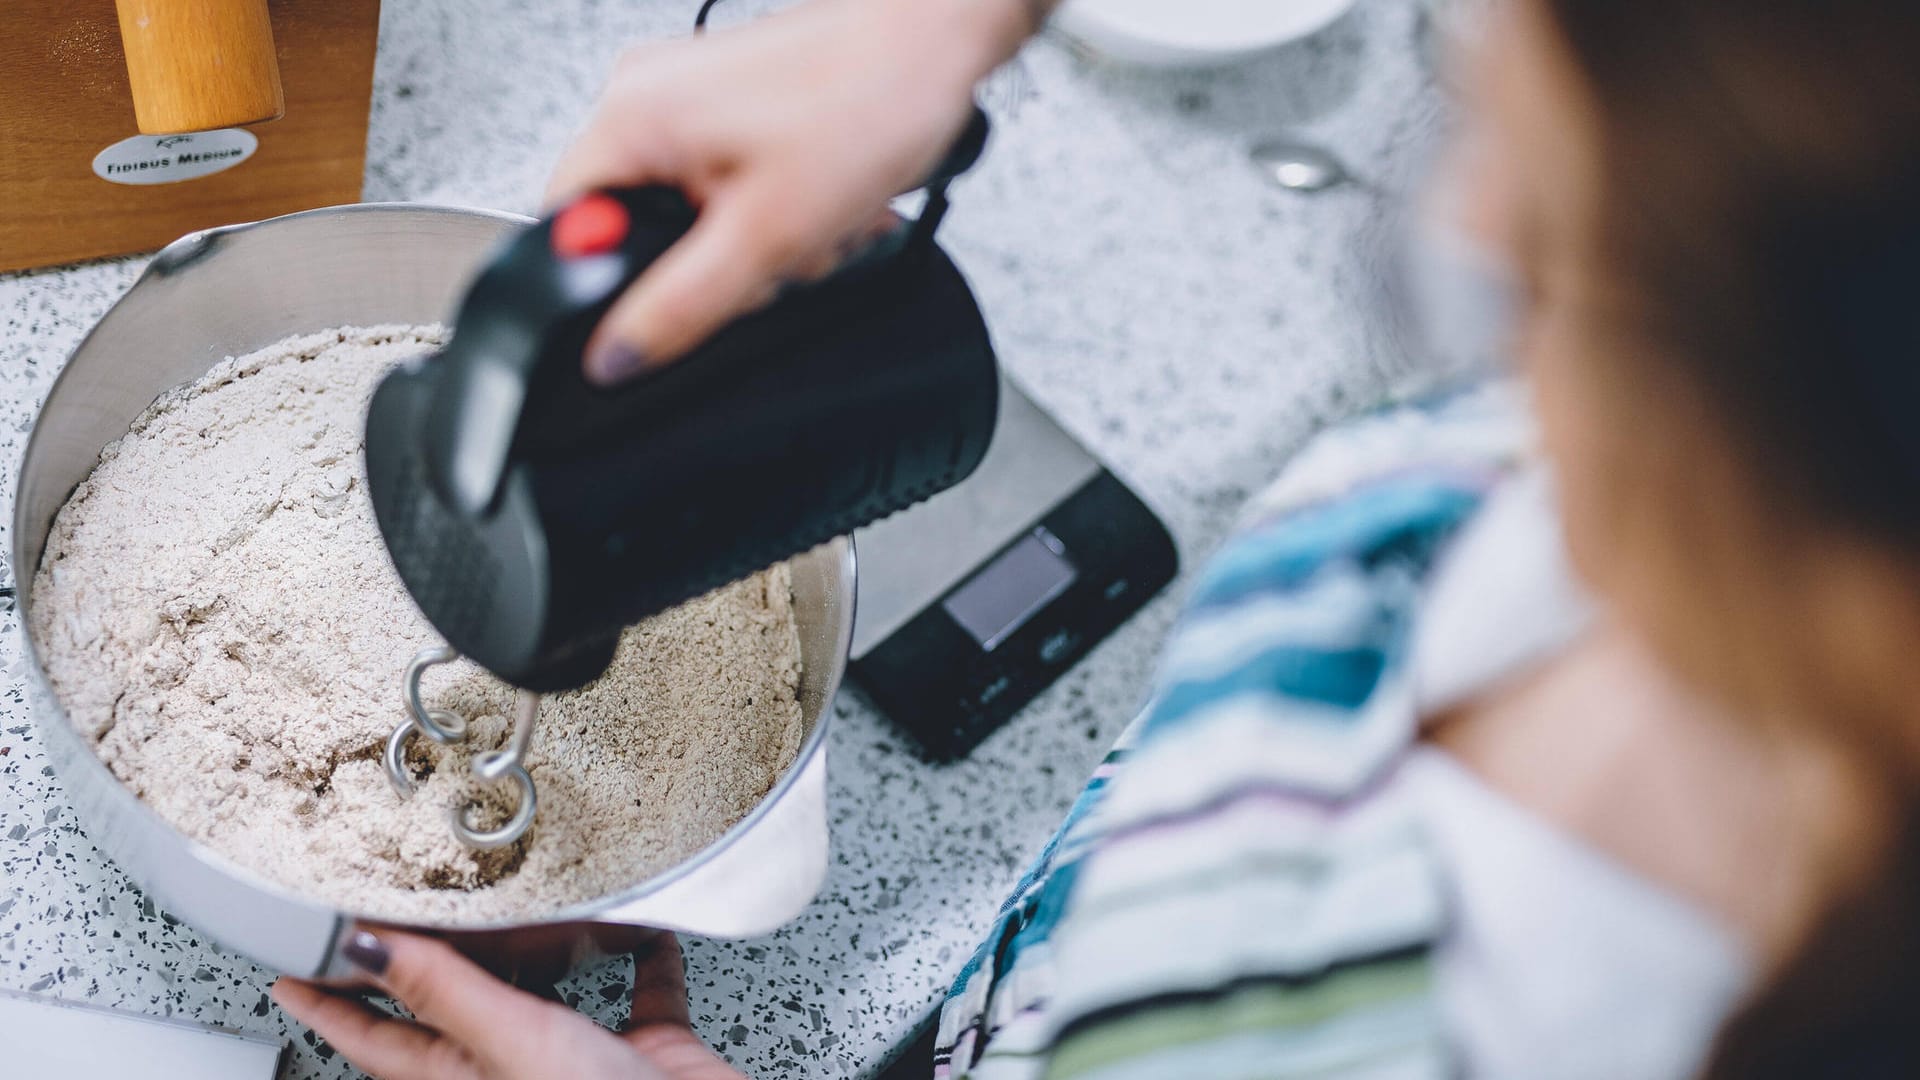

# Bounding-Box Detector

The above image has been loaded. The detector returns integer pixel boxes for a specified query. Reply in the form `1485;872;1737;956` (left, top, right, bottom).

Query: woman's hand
548;0;1037;383
272;929;743;1080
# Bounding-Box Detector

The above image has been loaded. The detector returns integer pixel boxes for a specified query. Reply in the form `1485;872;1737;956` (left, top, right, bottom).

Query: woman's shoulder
1136;379;1532;777
1001;387;1538;1079
937;381;1540;1080
1235;378;1531;532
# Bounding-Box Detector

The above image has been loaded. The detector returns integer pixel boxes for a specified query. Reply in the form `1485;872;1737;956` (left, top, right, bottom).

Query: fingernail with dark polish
587;342;650;384
342;930;390;976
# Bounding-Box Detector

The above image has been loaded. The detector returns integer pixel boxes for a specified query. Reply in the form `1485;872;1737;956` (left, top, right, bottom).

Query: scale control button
1039;629;1078;665
977;674;1012;705
1104;578;1131;601
552;193;630;257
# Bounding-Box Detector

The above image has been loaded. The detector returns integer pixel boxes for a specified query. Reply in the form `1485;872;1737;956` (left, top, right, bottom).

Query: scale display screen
941;528;1077;651
849;381;1178;761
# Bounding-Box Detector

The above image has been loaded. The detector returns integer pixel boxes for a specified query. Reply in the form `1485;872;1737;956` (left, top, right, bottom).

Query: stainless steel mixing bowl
11;204;853;978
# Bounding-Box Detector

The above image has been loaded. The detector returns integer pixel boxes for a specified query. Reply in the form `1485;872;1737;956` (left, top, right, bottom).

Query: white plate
1053;0;1360;66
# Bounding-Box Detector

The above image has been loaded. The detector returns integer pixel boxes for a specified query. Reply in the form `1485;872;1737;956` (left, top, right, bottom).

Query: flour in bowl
29;326;805;922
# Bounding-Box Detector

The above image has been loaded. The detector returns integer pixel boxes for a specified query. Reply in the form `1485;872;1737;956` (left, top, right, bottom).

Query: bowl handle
594;749;828;938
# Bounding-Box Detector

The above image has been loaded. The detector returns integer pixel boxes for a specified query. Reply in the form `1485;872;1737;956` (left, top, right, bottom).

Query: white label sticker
91;129;258;186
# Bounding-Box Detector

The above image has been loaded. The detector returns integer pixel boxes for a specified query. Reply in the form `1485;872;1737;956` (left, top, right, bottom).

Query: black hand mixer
363;110;1000;847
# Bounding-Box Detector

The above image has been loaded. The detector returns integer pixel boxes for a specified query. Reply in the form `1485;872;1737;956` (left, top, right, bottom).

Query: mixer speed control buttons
1038;628;1078;665
551;193;631;258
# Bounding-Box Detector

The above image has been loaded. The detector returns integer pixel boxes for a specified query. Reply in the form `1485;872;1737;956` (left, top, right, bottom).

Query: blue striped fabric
1187;484;1483;611
935;393;1514;1080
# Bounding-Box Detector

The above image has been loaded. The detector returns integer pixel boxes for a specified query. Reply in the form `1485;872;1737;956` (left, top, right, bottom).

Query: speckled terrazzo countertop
0;1;1445;1076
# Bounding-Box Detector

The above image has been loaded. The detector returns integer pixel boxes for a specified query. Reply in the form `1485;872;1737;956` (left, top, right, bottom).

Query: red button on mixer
551;194;630;257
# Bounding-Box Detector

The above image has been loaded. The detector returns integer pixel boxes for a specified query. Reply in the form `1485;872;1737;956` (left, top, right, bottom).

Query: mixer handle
903;103;990;253
418;107;992;518
926;104;992;191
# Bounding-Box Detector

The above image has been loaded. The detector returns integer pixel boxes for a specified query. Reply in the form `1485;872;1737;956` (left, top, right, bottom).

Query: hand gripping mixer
364;110;999;848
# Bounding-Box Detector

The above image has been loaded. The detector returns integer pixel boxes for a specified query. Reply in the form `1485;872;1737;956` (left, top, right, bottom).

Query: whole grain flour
30;326;805;922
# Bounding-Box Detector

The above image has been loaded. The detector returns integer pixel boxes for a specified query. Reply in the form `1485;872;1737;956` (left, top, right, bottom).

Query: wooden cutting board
0;0;380;273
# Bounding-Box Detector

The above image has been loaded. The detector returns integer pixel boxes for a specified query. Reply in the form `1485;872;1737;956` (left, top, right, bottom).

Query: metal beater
383;646;540;849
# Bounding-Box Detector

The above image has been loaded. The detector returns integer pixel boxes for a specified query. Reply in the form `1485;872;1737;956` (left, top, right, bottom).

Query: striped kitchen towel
938;387;1521;1080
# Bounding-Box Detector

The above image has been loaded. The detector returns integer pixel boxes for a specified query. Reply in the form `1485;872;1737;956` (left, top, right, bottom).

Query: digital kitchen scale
849;380;1177;760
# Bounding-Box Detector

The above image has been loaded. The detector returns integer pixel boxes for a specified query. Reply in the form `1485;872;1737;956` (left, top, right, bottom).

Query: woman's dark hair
1539;0;1920;540
1535;1;1920;1074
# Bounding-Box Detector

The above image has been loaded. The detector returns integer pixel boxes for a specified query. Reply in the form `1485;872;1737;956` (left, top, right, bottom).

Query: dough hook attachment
383;646;541;849
450;689;540;850
405;644;467;742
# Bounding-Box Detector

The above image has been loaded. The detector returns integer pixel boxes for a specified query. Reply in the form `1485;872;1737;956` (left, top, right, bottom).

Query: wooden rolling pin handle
115;0;286;135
